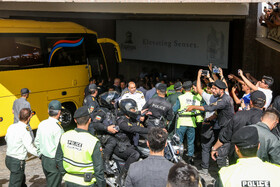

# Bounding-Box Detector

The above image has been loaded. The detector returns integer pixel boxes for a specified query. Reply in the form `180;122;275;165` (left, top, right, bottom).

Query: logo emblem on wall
121;31;136;51
48;37;84;66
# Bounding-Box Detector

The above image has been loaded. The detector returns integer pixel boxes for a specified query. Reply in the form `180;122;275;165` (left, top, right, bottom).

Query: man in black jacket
92;91;119;174
114;99;149;186
187;80;234;168
141;83;174;129
211;90;266;164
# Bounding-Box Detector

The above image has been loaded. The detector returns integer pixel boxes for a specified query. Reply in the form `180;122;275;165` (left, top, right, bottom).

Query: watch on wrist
211;147;217;152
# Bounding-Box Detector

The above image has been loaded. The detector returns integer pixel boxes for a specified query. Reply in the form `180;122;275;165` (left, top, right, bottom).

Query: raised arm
238;69;258;91
231;86;241;105
197;69;204;96
228;74;245;85
208;63;219;81
219;67;228;93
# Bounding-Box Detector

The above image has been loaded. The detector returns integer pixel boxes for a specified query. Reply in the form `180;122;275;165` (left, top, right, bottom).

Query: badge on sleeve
141;96;144;99
26;126;30;131
95;116;101;121
90;106;94;112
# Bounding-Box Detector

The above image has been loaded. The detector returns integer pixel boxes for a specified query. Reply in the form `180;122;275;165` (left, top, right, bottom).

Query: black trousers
114;145;140;171
5;155;27;187
100;135;117;159
200;123;220;169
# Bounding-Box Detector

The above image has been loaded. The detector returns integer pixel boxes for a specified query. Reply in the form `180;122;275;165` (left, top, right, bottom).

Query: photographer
238;69;273;109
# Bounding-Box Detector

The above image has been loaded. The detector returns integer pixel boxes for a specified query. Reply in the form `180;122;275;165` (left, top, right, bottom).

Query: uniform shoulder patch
128;122;133;126
26;126;30;131
95;116;102;121
124;91;129;94
136;90;143;94
90;106;95;112
56;121;63;129
92;97;95;101
141;95;144;99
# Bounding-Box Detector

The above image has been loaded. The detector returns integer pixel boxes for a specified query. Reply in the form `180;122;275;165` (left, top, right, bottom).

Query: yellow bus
0;19;122;137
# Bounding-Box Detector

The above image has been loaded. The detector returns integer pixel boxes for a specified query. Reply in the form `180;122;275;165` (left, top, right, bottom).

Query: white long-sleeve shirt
35;117;64;158
5;121;38;160
120;90;146;111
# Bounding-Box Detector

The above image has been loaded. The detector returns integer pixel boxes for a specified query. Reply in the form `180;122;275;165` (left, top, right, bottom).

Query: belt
178;114;196;117
68;172;95;178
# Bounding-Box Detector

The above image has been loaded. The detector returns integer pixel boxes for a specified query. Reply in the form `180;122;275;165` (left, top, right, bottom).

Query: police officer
173;81;201;165
84;84;99;113
141;83;173;129
192;81;204;154
12;88;34;141
166;80;175;96
34;100;64;187
83;83;100;135
212;91;266;164
55;106;105;187
166;82;183;133
167;82;183;106
120;81;146;111
92;91;119;174
5;108;39;187
187;80;234;168
216;126;280;187
114;99;149;186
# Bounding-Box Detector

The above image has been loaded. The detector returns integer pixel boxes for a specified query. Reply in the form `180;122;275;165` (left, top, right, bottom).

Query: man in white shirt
120;81;146;111
5;108;38;187
239;69;273;109
35;100;64;187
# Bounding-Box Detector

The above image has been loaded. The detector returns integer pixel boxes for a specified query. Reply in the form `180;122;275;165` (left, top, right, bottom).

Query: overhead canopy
0;2;252;16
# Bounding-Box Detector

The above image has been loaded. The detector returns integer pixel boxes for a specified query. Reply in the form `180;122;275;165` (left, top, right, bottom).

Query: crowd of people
259;2;280;29
5;63;280;187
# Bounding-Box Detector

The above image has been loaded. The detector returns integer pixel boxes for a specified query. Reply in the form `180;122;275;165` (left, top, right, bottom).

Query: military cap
21;88;30;94
157;83;167;92
74;106;91;118
174;82;183;90
250;90;266;104
48;100;63;110
155;83;161;89
213;80;227;89
182;81;192;90
89;84;97;91
232;126;259;147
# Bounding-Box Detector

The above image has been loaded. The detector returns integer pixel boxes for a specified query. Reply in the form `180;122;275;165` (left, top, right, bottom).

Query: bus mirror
97;38;122;63
115;49;121;63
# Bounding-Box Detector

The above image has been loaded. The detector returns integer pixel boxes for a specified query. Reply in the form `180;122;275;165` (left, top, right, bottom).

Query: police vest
177;92;200;128
219;157;280;187
193;94;204;123
60;130;98;186
167;85;175;96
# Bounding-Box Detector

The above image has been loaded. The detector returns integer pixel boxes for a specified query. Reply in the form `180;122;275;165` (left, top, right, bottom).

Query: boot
116;168;128;187
104;157;114;175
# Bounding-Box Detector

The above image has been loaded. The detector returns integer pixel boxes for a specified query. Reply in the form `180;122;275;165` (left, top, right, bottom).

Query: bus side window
85;35;107;79
46;37;87;67
0;36;44;71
